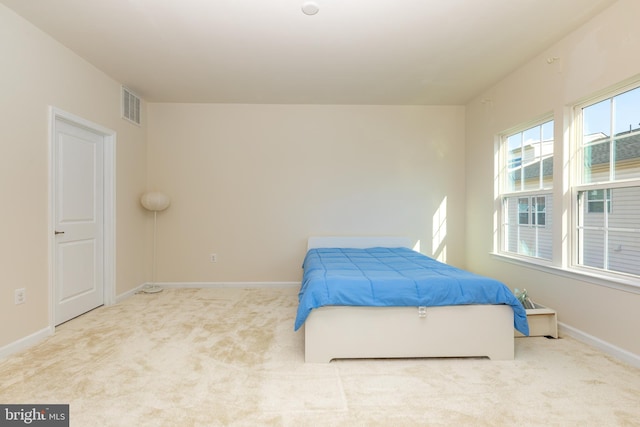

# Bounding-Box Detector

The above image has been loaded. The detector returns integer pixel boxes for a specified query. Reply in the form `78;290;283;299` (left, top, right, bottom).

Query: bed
295;237;529;363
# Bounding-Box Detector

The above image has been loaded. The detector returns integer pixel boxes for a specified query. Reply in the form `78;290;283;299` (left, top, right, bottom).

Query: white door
53;118;105;325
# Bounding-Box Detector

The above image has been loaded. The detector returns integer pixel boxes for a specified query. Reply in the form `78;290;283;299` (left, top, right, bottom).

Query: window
575;85;640;277
517;196;546;226
499;120;553;260
585;189;611;214
495;78;640;288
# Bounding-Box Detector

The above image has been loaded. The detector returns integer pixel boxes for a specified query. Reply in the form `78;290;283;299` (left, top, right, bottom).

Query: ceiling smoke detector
302;1;319;15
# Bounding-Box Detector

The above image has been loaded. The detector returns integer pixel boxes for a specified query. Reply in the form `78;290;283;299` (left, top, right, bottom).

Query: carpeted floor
0;287;639;426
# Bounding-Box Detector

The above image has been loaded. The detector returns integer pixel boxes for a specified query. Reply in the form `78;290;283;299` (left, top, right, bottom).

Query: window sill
490;252;640;295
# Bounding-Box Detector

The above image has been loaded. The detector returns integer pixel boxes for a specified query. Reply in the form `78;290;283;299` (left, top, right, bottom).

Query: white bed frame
303;237;515;363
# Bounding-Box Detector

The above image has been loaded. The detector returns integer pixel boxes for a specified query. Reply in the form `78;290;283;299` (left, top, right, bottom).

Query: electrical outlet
14;288;26;305
210;253;217;263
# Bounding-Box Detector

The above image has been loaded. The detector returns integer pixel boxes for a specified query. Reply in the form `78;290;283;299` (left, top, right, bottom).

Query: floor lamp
140;191;171;294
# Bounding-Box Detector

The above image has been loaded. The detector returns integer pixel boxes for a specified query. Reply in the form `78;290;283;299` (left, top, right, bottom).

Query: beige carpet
0;287;639;426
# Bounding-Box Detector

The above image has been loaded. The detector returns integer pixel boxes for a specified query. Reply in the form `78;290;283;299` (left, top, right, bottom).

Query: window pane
505;197;518;253
507;134;522;192
508;154;521;169
518;198;529;225
583;99;610;140
507;170;521;192
523;160;541;191
580;190;606;224
542;121;553;142
577;186;640;274
507;134;521;167
542;156;554;187
505;121;553;192
503;195;552;260
614;134;640;180
535;196;546;226
507;134;521;151
613;87;640;136
584;141;610;183
523;126;540;145
608;230;640;276
578;228;605;269
608;187;640;229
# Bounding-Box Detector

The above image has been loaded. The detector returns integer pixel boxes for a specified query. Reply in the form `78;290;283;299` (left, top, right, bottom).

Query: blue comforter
295;247;529;335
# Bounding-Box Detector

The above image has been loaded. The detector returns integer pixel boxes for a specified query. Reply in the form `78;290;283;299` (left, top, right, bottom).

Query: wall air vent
121;86;141;125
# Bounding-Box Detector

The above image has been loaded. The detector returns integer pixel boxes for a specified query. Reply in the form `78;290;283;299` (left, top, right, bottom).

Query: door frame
48;107;116;331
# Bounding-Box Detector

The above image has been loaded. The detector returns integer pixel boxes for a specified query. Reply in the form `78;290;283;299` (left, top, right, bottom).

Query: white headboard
307;236;412;251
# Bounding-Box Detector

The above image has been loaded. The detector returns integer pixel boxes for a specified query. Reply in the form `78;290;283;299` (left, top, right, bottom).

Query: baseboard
559;322;640;369
0;327;53;359
115;283;147;303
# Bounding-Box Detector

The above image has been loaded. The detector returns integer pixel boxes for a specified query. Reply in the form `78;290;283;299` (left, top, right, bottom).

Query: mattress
295;247;529;335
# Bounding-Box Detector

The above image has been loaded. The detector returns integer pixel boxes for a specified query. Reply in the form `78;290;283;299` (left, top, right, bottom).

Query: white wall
0;5;148;349
465;0;640;357
147;103;466;282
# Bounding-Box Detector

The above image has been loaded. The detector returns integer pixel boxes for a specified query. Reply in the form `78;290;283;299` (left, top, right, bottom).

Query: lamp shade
140;191;171;212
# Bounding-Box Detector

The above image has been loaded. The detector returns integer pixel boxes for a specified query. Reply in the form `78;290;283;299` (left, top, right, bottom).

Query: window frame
497;117;554;261
571;82;640;280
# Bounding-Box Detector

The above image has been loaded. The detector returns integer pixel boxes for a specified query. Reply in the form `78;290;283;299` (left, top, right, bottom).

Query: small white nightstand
515;303;558;338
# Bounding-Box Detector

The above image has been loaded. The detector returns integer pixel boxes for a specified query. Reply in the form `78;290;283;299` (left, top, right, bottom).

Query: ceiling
2;0;617;105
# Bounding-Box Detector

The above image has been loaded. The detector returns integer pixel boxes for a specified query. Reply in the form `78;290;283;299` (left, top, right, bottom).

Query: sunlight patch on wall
432;196;447;262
